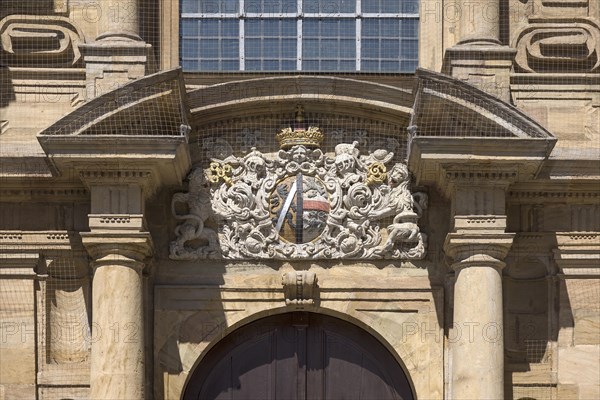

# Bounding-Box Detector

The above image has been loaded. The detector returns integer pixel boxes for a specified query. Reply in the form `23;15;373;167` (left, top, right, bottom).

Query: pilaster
79;168;156;400
442;167;516;400
79;0;154;99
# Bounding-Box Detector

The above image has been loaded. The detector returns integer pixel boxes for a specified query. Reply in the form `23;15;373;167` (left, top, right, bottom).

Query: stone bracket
282;271;318;307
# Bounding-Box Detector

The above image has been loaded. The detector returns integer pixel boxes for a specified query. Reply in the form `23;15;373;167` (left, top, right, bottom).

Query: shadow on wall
0;66;16;109
502;233;577;400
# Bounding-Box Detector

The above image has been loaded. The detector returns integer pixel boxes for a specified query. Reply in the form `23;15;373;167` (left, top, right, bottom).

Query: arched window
180;0;419;72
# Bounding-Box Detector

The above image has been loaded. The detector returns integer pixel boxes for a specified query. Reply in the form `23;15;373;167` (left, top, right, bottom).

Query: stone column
82;234;152;400
79;170;155;400
98;0;141;41
442;168;515;399
445;234;513;399
457;0;501;45
443;0;515;102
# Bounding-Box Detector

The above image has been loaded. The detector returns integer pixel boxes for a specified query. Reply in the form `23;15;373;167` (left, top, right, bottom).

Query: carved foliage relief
170;123;427;261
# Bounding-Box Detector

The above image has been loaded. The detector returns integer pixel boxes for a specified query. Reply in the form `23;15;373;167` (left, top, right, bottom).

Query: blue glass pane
246;38;261;56
222;60;239;70
221;0;239;13
181;20;199;36
339;20;355;36
246;60;261;70
282;60;296;70
199;19;219;36
401;19;419;38
382;0;400;13
200;0;238;13
381;60;400;71
361;60;378;71
282;0;298;13
200;2;219;13
322;39;338;52
401;0;419;14
199;39;219;57
362;39;379;58
303;39;319;58
401;60;418;72
181;0;198;13
362;20;379;37
340;39;355;57
264;60;279;70
182;59;199;70
181;39;200;57
303;20;319;37
363;1;400;13
401;39;418;58
222;20;239;36
244;1;260;13
381;39;399;58
303;0;355;13
245;0;297;13
221;39;238;58
264;20;280;36
281;39;297;58
303;60;319;70
321;20;338;36
381;20;399;36
245;20;261;36
200;60;219;70
321;60;338;71
339;60;355;70
303;0;319;13
263;38;280;56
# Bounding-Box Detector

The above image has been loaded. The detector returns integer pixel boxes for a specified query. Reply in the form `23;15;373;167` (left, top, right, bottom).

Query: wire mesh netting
0;0;598;399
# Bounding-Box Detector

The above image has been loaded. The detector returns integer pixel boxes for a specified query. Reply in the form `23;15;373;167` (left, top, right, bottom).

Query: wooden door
183;313;414;400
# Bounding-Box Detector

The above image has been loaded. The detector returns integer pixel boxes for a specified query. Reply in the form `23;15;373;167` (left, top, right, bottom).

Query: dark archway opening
183;312;415;400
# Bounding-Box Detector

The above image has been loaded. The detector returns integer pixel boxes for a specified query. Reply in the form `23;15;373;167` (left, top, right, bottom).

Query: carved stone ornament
282;271;318;306
0;15;85;68
513;20;600;73
170;125;427;261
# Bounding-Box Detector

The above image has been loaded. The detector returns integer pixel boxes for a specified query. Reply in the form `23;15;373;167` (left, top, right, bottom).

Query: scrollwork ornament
170;138;427;261
366;162;388;186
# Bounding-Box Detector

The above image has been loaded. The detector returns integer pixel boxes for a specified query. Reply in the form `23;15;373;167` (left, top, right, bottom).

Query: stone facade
1;1;599;399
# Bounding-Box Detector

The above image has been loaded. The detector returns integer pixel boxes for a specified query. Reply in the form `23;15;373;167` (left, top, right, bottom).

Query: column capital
444;232;515;270
81;232;153;271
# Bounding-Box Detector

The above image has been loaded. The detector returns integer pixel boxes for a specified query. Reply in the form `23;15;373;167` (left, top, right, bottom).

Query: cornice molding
0;186;88;202
0;230;77;251
553;232;600;278
0;253;40;279
508;189;600;202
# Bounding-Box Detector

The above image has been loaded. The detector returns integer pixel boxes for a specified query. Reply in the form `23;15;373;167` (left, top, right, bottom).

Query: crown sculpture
277;105;324;149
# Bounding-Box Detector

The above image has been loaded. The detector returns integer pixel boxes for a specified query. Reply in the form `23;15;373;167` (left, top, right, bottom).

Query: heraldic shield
271;175;330;244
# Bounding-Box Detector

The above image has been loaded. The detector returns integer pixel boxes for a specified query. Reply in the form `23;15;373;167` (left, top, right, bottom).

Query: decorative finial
295;104;305;124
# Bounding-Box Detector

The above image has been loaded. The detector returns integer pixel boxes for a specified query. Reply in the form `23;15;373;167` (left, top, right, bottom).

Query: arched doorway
183;312;415;400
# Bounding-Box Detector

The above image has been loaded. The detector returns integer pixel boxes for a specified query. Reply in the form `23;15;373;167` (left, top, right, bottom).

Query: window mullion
297;19;302;71
239;0;245;70
356;19;361;71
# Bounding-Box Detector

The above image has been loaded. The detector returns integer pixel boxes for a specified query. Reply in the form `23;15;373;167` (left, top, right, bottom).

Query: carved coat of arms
170;116;427;261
